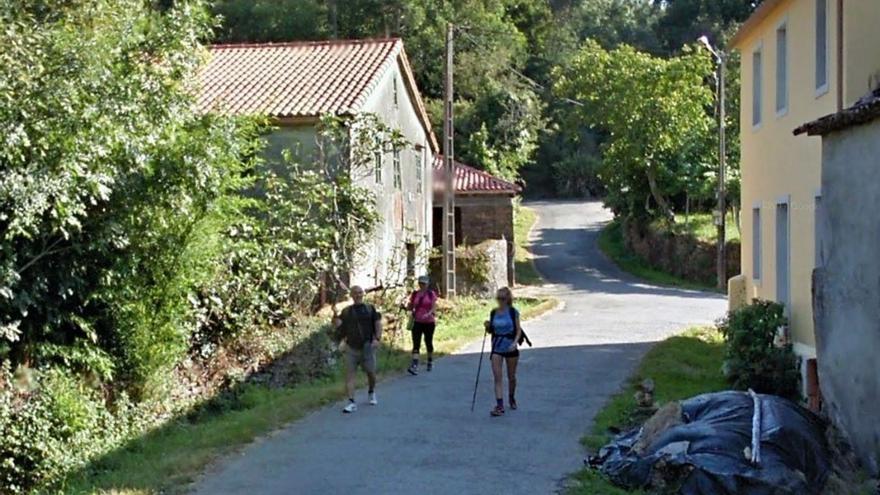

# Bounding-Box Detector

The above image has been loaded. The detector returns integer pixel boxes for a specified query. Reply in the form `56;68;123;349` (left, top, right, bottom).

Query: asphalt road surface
192;200;727;495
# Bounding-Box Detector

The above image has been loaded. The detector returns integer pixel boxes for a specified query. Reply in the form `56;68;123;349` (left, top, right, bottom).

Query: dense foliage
0;1;386;492
555;40;715;220
717;300;800;399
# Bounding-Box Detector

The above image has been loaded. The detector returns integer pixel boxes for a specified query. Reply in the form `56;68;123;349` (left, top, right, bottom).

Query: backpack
488;307;532;347
336;303;379;347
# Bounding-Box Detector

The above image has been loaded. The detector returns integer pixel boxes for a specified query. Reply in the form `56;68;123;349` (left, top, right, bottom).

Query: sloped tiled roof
795;88;880;136
197;38;438;151
433;156;521;196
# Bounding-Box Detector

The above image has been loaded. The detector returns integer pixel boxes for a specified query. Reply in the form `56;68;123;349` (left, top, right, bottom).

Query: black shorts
491;349;520;359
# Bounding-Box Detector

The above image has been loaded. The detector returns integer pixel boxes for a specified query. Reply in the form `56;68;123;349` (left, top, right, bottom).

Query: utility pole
717;54;727;291
441;22;456;297
700;36;728;290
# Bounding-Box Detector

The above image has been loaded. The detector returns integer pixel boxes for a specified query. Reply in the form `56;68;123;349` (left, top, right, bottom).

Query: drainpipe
837;0;844;110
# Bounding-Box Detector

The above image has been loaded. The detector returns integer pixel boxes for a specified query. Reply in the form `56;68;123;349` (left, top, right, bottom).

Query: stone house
197;39;438;289
431;157;521;286
794;89;880;476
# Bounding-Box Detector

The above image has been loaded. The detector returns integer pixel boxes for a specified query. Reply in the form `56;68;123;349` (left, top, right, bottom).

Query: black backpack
488;307;532;347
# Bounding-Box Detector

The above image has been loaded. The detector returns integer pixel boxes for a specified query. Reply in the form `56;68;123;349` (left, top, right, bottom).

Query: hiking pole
470;330;489;412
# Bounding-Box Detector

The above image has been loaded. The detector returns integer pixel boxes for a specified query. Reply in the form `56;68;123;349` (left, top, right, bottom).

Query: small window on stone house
374;149;383;184
414;150;423;193
392;77;399;108
393;149;402;189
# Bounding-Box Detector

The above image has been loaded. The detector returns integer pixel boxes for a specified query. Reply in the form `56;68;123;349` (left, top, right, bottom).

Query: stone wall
622;220;741;286
429;239;509;297
456;195;515;285
813;118;880;476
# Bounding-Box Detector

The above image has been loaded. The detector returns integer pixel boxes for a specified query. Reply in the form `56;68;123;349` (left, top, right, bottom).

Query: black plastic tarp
589;391;831;495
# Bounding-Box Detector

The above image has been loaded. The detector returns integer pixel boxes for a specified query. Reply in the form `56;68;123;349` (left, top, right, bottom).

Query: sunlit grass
514;203;544;286
657;212;741;243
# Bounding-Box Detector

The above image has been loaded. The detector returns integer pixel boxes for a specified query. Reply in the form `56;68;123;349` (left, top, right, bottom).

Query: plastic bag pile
589;391;831;494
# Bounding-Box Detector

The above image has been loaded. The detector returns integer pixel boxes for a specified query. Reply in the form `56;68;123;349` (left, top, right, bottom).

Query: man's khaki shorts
344;343;377;374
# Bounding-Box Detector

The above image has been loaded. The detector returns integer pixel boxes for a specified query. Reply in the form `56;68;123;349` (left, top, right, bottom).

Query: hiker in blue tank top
483;287;523;417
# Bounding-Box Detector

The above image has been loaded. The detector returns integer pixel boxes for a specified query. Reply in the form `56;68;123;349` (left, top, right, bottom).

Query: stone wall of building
456;195;515;286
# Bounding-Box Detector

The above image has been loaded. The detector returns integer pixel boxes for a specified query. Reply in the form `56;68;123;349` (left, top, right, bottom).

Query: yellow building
731;0;880;398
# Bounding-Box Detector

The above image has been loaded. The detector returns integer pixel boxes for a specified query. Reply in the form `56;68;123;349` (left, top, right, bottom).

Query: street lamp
699;35;728;291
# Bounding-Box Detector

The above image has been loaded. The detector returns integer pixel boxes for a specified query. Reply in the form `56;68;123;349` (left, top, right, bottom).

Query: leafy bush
717;300;800;399
551;155;603;198
0;365;146;494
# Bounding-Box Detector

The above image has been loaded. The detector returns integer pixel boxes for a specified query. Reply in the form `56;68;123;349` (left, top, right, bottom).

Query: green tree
555;40;715;220
0;0;260;392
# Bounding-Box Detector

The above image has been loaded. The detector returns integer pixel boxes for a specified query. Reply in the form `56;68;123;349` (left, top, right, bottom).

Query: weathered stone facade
456;195;515;286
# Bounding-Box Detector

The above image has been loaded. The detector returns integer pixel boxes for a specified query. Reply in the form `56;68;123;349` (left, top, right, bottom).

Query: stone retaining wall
622;220;741;286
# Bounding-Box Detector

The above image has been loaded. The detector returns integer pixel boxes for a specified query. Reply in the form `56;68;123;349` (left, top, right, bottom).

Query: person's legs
343;347;359;413
491;353;505;415
506;356;519;409
424;323;435;370
409;325;423;374
364;344;378;404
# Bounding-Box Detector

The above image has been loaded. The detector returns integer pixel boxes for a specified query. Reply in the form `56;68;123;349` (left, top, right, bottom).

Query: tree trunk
645;166;674;222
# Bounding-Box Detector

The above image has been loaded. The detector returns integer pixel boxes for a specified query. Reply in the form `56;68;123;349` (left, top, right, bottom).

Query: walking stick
470;330;489;413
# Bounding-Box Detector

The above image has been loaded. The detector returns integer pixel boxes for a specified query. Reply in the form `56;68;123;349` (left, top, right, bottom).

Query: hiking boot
343;401;357;414
407;363;418;376
368;392;378;406
490;405;505;417
426;361;433;372
509;396;518;410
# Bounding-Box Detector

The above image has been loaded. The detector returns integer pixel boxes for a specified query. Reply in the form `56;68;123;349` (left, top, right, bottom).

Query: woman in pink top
406;275;438;375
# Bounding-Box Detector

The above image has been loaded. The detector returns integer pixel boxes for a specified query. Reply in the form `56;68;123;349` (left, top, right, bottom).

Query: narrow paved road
193;201;726;494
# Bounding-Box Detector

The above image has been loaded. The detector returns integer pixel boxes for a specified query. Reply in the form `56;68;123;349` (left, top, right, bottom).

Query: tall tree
555;40;715;220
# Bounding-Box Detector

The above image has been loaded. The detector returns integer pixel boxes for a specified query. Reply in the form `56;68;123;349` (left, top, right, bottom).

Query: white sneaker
343;401;357;413
368;392;378;406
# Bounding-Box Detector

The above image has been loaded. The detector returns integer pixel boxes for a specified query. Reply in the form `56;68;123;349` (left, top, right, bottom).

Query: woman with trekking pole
484;287;523;417
406;275;438;375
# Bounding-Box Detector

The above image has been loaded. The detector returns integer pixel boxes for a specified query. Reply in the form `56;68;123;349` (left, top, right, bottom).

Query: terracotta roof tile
197;39;401;118
433;156;521;195
795;88;880;136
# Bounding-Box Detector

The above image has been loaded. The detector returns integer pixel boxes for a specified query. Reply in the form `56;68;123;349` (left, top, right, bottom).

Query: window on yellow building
752;46;763;127
816;0;829;92
753;206;762;281
776;23;788;115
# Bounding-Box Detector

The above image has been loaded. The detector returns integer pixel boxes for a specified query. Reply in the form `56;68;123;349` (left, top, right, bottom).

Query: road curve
191;200;727;495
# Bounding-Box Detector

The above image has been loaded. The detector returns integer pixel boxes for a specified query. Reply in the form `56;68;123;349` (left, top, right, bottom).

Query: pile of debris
588;391;833;495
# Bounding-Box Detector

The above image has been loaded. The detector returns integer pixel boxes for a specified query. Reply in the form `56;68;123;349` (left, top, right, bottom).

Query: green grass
568;327;727;494
514;203;544;286
63;296;557;495
598;221;717;292
657;212;740;244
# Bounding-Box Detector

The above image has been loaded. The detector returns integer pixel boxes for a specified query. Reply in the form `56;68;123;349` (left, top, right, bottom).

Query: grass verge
657;212;740;244
63;296;557;495
598;221;717;292
514;203;544;286
567;327;727;494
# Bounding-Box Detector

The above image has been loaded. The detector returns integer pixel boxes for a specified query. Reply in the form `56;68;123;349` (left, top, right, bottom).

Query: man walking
333;285;382;413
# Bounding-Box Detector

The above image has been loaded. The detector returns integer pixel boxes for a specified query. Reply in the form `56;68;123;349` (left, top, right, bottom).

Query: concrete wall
813;117;880;476
455;195;515;286
844;1;880;106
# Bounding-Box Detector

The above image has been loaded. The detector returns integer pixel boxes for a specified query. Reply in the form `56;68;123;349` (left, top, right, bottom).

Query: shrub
717;300;800;399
